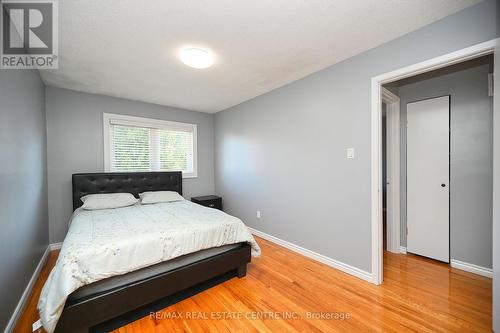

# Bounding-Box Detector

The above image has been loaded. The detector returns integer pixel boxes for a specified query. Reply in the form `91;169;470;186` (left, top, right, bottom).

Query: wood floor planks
13;250;59;333
13;236;492;332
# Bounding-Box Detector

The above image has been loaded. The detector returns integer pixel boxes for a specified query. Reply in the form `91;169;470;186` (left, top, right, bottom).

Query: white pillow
80;193;138;210
139;191;184;204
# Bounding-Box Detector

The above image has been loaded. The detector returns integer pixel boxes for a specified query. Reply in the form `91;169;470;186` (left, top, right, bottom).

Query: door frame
381;88;401;254
370;38;497;285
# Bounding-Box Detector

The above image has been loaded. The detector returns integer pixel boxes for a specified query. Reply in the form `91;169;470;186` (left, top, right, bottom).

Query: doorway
377;50;494;287
371;39;496;285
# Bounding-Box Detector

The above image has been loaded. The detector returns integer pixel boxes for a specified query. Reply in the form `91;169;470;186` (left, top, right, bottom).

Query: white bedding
38;200;260;333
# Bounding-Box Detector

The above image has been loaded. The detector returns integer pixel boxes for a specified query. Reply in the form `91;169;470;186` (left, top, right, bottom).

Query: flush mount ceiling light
179;47;215;69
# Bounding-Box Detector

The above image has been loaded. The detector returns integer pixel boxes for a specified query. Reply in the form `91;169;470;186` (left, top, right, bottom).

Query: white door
406;96;450;263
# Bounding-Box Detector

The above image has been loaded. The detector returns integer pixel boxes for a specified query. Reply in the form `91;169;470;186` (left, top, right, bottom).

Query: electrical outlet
256;211;261;218
32;319;42;332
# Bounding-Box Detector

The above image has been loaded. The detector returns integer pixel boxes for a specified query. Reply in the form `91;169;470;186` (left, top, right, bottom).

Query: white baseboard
450;259;492;278
396;247;491;278
4;242;61;333
248;227;374;283
49;242;63;251
4;245;50;333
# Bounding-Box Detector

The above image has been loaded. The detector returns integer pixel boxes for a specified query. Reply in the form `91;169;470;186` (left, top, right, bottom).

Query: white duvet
38;200;260;333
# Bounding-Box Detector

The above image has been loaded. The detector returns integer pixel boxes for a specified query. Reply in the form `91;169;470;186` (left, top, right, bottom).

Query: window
103;113;197;178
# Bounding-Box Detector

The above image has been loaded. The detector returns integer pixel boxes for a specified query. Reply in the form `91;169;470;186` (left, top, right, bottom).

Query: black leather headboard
72;172;183;210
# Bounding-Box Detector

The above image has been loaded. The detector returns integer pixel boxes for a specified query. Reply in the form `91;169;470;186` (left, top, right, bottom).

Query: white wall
46;87;215;243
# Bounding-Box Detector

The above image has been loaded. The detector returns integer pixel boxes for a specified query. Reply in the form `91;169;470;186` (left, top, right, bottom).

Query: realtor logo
1;0;58;69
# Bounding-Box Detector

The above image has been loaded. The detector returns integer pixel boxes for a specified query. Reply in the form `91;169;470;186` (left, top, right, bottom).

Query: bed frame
53;172;251;333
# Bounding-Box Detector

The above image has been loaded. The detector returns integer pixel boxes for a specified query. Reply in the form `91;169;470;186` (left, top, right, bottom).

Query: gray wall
46;87;215;243
0;70;48;331
214;0;498;273
398;64;493;268
493;41;499;333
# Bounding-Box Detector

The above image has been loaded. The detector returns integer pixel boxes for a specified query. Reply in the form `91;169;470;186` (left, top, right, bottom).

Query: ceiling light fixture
179;47;214;69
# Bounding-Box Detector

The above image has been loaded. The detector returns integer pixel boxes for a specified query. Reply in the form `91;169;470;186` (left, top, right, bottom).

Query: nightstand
191;195;223;210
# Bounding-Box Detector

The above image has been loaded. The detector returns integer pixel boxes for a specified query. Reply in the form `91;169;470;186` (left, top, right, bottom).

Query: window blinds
108;117;195;175
111;125;151;171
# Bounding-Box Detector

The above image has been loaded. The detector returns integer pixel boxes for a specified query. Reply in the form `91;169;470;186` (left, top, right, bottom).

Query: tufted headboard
72;172;183;210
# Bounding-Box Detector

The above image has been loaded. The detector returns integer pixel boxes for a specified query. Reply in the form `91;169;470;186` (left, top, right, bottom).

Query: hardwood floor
13;250;59;333
14;237;492;333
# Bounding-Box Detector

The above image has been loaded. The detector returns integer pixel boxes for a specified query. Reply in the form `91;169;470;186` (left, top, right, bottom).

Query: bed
38;172;259;333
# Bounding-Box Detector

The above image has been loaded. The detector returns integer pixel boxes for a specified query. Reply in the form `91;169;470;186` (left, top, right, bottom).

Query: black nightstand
191;195;223;211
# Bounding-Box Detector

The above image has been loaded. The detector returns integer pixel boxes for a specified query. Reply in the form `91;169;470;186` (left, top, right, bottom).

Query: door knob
441;184;446;187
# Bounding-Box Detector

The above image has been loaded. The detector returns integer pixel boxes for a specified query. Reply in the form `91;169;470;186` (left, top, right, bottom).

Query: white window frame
103;113;198;178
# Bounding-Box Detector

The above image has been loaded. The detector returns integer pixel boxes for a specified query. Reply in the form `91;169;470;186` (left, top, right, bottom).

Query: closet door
406;96;450;263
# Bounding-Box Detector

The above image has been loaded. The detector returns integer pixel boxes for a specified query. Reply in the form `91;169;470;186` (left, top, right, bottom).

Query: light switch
347;148;355;159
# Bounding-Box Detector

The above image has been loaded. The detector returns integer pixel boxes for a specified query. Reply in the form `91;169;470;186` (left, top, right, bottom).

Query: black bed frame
53;172;251;333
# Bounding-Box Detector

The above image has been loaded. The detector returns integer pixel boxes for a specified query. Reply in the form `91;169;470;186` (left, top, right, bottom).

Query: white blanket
38;200;260;333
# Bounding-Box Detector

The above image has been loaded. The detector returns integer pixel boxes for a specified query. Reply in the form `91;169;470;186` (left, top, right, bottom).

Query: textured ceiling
39;0;480;113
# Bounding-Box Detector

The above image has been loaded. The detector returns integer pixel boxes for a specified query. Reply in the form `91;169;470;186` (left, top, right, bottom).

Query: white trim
381;87;399;103
373;39;497;85
102;113;198;178
451;259;493;278
4;246;50;333
49;242;63;251
370;38;498;286
488;73;494;97
382;87;401;254
103;113;111;172
371;79;384;285
399;246;407;254
248;227;374;283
